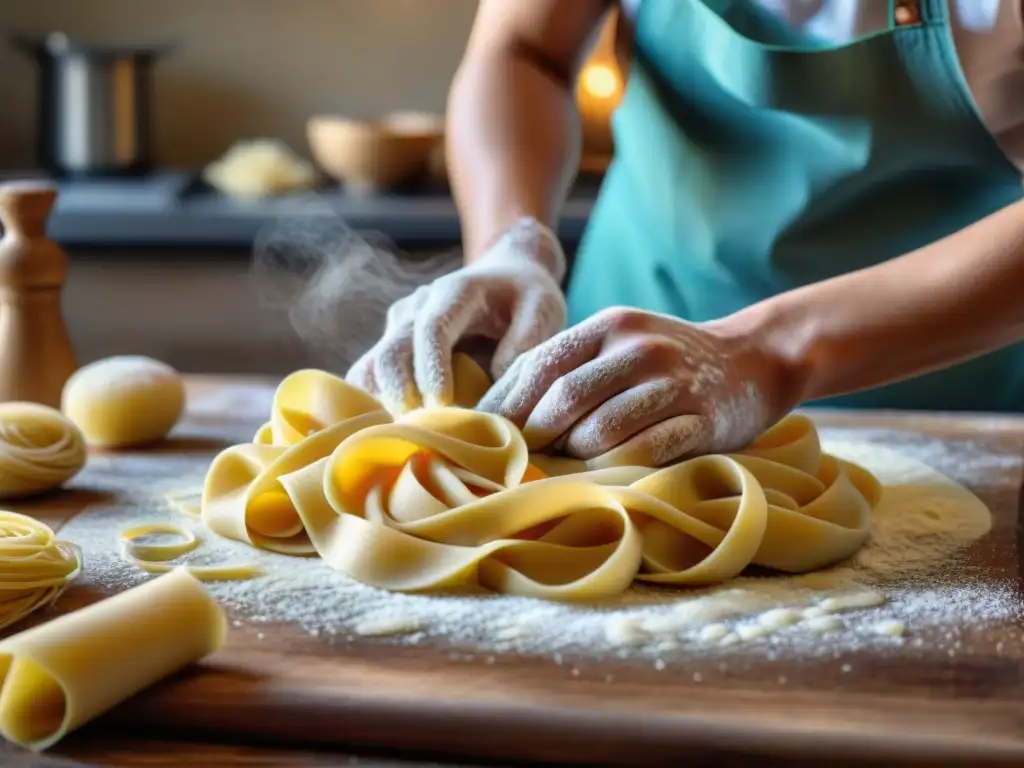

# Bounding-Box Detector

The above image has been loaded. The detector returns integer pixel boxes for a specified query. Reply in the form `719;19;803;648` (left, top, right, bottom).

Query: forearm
446;47;580;264
725;200;1024;404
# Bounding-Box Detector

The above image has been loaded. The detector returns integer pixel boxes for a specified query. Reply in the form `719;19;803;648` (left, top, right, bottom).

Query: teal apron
568;0;1024;411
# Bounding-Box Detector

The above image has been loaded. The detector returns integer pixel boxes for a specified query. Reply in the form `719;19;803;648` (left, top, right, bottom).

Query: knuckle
415;310;449;340
493;354;530;388
345;360;371;387
537;292;568;329
423;281;479;321
633;337;679;367
562;428;604;461
375;334;413;371
441;270;477;293
547;373;585;408
385;297;413;325
595;305;643;334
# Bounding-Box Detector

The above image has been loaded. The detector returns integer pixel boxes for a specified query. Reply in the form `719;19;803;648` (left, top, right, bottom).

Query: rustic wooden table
3;377;1023;768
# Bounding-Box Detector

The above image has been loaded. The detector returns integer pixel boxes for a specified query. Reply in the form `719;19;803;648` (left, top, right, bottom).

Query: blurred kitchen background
0;0;623;376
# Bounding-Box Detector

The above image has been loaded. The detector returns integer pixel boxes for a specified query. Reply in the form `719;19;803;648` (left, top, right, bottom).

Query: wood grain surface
4;377;1024;767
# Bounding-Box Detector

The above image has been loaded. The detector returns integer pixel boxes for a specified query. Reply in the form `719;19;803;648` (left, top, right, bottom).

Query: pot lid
12;31;173;59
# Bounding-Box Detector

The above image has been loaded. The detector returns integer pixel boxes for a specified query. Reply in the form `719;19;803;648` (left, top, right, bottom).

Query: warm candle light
581;63;620;100
575;10;622;165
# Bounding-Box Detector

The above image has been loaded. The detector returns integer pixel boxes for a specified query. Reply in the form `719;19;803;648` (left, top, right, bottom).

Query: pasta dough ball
203;139;316;200
61;356;185;448
0;402;86;499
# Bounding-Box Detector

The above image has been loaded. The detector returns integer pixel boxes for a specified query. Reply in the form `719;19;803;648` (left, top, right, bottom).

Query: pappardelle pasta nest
198;355;880;601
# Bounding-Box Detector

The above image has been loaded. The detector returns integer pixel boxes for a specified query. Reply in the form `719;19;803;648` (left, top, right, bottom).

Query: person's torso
568;0;1024;410
618;0;1024;171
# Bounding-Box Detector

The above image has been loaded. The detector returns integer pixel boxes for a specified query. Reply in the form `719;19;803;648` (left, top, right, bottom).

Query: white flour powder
56;420;1024;666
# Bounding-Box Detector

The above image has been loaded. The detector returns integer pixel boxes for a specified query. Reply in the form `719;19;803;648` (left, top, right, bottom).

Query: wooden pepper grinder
0;181;79;407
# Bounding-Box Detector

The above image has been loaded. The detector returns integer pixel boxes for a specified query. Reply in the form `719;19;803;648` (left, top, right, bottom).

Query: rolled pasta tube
0;568;226;752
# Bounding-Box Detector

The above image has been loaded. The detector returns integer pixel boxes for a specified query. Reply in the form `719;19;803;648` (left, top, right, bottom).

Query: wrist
476;217;567;282
704;295;819;414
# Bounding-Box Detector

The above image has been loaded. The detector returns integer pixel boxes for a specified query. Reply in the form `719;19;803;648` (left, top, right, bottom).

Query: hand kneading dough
196;355;881;601
0;403;86;499
62;356;185;448
0;568;225;752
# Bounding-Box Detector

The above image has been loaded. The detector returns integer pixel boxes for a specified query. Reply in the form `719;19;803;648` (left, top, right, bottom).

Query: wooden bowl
307;113;443;191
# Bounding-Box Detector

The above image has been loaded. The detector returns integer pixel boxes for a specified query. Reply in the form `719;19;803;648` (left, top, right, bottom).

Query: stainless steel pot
14;32;171;178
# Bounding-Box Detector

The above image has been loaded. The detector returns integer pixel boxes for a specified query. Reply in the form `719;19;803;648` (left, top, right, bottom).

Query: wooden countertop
4;376;1024;768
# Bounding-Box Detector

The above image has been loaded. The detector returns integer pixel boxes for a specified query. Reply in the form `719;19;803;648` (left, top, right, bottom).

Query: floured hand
346;218;567;413
478;307;797;467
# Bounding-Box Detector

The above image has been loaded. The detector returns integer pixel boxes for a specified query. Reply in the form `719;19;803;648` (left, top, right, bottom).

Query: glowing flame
580;64;620;100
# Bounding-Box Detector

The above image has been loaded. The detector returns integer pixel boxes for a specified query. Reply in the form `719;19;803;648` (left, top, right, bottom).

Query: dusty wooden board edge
85;614;1024;766
98;679;1024;767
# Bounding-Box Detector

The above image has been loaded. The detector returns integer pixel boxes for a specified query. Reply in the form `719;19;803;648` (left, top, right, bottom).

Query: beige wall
0;0;476;170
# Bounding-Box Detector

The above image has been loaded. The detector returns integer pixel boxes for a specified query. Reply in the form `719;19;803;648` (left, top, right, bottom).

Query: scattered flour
55;417;1024;666
872;619;907;638
687;362;725;395
711;381;768;453
736;623;771;642
188;386;275;423
804;615;845;633
353;616;424;637
758;608;803;629
819;591;886;613
604;615;648;646
699;623;729;642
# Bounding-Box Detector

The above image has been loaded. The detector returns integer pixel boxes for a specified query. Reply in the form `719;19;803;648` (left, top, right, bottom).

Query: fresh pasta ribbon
197;355;881;600
120;523;263;581
0;512;81;632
